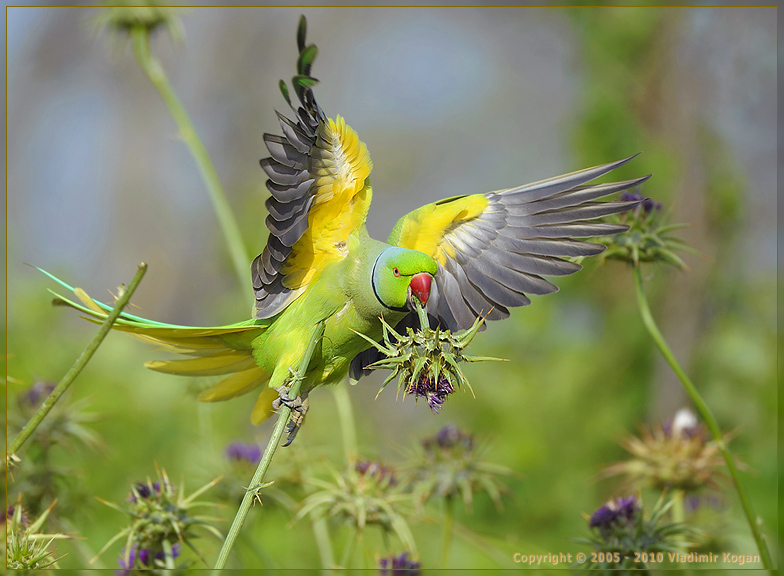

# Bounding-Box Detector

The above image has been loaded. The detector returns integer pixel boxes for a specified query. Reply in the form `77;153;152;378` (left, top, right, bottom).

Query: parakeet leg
282;388;309;447
272;383;303;411
272;385;309;446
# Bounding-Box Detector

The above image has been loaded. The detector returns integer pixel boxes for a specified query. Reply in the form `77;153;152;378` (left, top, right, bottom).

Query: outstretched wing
388;156;649;331
252;16;373;319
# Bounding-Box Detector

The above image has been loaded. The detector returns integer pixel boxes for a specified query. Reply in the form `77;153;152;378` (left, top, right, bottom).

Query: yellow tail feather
199;366;269;403
251;386;280;425
145;351;257;376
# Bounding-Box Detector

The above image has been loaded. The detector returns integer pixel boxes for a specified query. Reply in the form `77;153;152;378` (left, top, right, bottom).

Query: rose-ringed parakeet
44;16;647;443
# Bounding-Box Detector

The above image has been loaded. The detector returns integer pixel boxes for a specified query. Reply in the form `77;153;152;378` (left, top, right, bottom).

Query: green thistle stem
632;266;773;571
129;27;250;299
8;263;147;459
211;321;325;571
332;381;357;463
339;526;357;569
440;495;455;567
414;298;429;330
672;494;685;568
311;516;335;573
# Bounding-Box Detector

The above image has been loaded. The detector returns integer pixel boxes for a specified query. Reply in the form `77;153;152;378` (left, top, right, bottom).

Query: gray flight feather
375;156;647;351
253;39;329;319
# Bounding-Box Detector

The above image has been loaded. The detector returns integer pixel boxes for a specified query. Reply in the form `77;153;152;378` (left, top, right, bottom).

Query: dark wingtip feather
279;80;292;108
297;44;318;76
296;15;307;52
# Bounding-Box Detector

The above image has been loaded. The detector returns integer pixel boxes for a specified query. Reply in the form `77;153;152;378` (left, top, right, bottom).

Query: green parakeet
44;16;647;440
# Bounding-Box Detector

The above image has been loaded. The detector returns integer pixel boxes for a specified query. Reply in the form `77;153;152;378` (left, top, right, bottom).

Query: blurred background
5;5;777;571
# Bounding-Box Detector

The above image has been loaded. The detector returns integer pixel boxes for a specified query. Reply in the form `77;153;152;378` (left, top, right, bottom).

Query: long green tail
39;268;278;419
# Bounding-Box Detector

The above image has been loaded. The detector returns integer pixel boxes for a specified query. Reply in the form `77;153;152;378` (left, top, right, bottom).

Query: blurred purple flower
127;479;169;503
19;381;57;408
5;505;28;527
379;552;421;575
225;442;262;464
407;374;454;413
589;495;640;530
422;424;474;454
355;459;398;486
620;190;661;214
117;543;180;574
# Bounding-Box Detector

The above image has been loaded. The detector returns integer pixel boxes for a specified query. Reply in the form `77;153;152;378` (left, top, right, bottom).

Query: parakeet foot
272;386;303;411
273;386;309;446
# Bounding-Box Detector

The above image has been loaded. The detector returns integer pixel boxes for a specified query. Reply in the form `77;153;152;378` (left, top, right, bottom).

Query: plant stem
633;266;773;571
211;321;325;572
311;515;335;574
129;28;250;299
414;299;429;330
8;263;147;459
440;495;454;567
332;382;357;463
339;526;357;569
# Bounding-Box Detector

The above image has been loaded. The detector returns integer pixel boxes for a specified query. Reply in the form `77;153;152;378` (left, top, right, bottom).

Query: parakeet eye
393;267;400;277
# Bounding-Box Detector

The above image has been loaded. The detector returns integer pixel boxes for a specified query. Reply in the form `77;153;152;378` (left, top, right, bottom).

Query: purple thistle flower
19;381;57;408
589;495;640;530
117;545;137;574
407;374;454;413
127;479;170;502
355;459;398;486
379;552;421;575
225;442;262;464
5;505;28;527
422;424;474;454
620;190;661;214
117;543;180;574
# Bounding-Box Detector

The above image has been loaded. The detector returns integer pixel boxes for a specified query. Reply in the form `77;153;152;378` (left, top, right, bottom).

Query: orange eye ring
393;267;400;277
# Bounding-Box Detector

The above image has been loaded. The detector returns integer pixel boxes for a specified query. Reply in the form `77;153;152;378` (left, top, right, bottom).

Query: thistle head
95;469;222;570
294;460;416;552
598;188;696;269
4;497;70;571
357;300;503;414
93;0;184;39
589;495;640;533
601;408;729;492
574;493;699;570
378;551;421;575
404;425;511;512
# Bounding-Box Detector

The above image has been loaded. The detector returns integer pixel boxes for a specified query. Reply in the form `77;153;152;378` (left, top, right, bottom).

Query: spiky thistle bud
354;301;503;413
601;408;730;492
403;424;511;511
294;460;416;553
93;0;184;39
573;493;699;570
597;188;698;269
93;468;222;570
4;497;71;571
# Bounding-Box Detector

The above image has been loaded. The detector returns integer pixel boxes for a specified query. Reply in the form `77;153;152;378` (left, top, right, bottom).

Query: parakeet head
372;247;438;312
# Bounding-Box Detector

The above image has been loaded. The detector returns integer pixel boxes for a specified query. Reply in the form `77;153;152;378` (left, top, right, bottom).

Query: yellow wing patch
281;115;373;289
391;194;488;265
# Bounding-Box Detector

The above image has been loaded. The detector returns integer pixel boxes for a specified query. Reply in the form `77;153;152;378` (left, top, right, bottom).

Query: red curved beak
409;273;433;305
